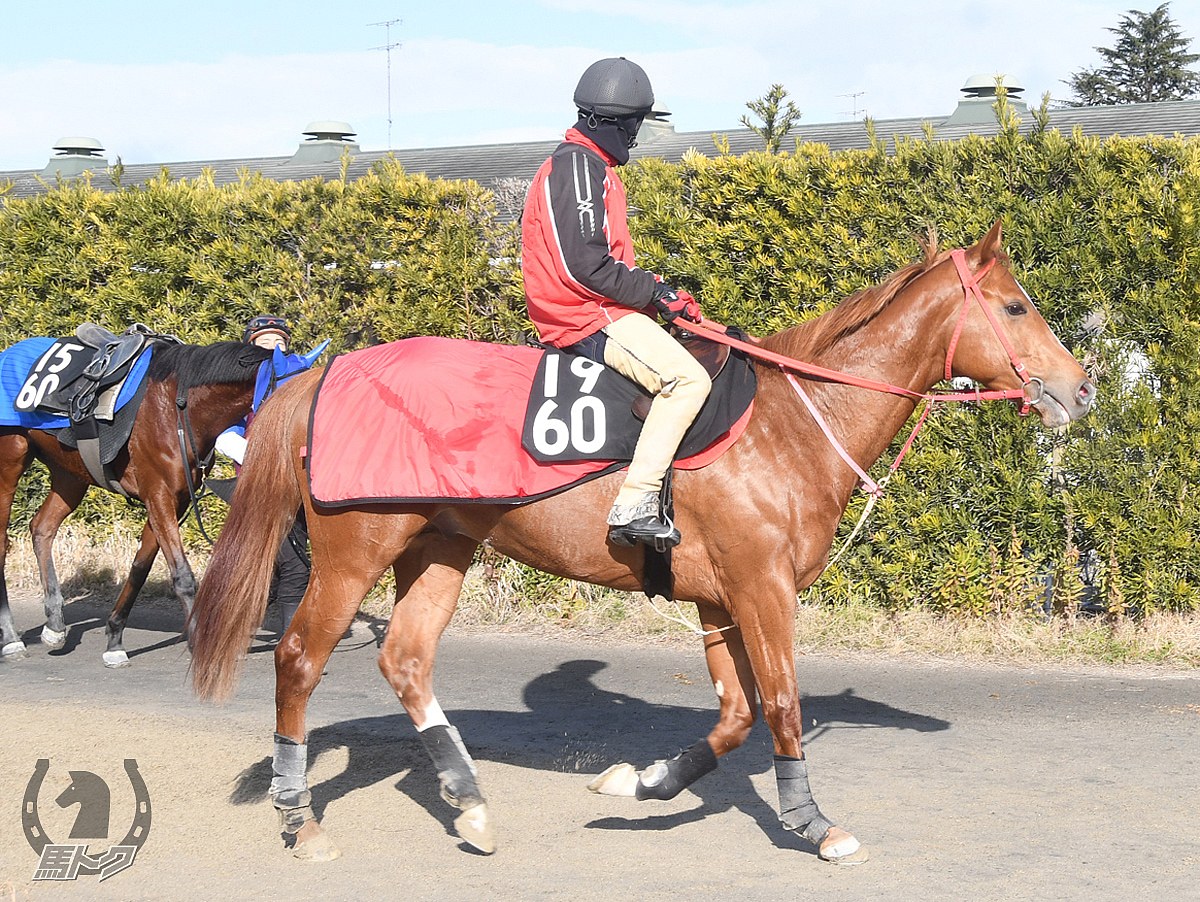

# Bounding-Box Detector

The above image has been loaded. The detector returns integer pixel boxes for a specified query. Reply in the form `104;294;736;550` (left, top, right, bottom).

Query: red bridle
684;247;1041;496
945;248;1039;413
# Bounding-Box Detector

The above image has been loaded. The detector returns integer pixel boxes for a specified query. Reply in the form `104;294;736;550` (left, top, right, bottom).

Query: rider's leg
600;313;711;541
272;514;310;635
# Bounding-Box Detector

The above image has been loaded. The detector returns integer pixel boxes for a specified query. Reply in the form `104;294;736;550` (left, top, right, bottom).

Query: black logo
22;759;151;881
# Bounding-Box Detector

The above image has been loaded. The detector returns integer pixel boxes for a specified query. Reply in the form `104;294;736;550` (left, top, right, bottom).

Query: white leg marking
415;696;451;732
820;833;869;864
714;679;725;698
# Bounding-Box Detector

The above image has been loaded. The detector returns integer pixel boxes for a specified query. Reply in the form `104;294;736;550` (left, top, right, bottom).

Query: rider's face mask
616;114;645;148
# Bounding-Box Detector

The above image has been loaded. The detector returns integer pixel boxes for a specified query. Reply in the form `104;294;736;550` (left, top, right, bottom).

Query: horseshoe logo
21;759;51;854
23;759;152;873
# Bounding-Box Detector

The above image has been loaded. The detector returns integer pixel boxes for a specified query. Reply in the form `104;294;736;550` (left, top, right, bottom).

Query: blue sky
2;0;1199;172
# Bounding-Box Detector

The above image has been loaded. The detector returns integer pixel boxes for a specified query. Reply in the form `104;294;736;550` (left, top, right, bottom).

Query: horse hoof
1;640;28;660
454;802;495;854
292;821;341;861
587;762;639;797
819;833;869;865
102;649;131;668
41;626;67;650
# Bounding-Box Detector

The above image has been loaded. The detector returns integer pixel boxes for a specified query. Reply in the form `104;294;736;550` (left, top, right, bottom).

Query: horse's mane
767;236;954;359
146;340;272;390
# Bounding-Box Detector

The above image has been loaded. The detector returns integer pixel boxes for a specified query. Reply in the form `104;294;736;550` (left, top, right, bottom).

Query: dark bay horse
0;339;274;666
189;223;1096;863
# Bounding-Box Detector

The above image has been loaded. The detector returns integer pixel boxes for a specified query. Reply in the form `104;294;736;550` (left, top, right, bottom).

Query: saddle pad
0;338;154;429
308;336;754;506
521;340;755;463
50;371;152;465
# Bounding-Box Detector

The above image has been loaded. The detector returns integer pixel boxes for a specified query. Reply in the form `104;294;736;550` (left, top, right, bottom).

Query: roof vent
941;75;1029;127
637;101;676;145
41;136;108;178
289;121;361;164
961;74;1025;98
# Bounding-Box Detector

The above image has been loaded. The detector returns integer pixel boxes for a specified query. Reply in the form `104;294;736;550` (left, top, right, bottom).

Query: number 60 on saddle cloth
0;337;154;430
306;336;756;507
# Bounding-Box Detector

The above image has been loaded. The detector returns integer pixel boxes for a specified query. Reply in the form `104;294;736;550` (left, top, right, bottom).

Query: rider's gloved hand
650;285;702;324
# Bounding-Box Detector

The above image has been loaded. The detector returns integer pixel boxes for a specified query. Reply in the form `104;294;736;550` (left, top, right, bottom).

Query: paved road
1;593;1198;901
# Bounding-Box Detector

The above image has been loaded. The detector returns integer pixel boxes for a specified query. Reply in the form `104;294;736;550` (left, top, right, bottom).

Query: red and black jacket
521;128;660;347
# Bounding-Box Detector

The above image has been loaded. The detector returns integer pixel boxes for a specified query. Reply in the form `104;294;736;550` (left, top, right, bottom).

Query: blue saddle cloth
0;337;154;429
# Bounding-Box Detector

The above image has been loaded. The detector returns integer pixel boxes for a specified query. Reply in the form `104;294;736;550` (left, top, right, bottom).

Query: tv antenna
839;91;867;119
370;18;403;148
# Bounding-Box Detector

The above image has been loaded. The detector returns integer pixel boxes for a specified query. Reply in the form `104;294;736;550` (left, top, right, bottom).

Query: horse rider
214;314;310;634
521;57;711;550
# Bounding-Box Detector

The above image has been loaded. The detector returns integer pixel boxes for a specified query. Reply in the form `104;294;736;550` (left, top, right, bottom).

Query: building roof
3;94;1199;210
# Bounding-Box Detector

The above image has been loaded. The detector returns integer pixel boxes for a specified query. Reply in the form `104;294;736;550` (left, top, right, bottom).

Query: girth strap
73;419;129;496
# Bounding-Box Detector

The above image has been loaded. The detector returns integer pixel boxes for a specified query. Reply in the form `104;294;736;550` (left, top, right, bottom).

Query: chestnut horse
189;223;1095;864
0;339;274;666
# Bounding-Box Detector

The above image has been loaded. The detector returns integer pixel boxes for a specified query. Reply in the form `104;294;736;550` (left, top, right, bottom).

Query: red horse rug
306;336;755;506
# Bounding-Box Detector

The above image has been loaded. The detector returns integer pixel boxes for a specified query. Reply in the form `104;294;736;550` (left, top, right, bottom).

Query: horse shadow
16;585;174;657
229;657;949;851
25;588;274;659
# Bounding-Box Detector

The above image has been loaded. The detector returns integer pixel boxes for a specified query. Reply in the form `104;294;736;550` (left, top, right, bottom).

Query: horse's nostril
1078;381;1096;404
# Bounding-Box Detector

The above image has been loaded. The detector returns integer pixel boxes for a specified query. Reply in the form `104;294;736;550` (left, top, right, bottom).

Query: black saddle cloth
521;345;756;465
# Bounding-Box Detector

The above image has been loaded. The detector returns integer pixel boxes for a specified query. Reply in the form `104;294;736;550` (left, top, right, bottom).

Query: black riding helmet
575;57;655;118
243;314;291;344
574;57;669;148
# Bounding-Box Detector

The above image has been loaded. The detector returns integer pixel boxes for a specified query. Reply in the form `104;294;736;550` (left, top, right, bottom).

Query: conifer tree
1066;2;1200;104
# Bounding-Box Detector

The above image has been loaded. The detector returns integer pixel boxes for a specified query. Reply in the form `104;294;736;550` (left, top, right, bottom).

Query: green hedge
3;122;1199;616
0;162;526;351
622;122;1200;616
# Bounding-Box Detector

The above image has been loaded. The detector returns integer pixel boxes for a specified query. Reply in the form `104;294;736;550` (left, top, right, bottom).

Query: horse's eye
1005;303;1027;316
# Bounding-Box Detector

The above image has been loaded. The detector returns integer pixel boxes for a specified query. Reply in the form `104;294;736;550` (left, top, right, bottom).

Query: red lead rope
680;248;1038;499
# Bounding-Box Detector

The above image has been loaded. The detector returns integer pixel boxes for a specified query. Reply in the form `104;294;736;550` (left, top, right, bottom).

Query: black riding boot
277;598;301;635
608;516;681;551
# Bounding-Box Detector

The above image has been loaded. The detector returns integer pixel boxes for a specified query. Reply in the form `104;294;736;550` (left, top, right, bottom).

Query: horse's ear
977;219;1004;263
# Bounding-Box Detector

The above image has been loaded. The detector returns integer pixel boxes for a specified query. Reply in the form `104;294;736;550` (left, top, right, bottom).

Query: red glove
650;285;701;324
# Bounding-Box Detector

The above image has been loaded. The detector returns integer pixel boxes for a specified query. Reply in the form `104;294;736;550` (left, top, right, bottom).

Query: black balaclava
574;111;643;165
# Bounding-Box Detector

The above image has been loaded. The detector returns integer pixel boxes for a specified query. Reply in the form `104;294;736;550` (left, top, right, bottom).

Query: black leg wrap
775;754;834;844
635;739;719;801
270;734;311;810
419;724;485;810
271;733;313;833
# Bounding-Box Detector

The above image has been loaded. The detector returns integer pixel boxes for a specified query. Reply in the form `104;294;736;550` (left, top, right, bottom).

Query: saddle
69;323;160;423
631;332;730;421
16;323;180;495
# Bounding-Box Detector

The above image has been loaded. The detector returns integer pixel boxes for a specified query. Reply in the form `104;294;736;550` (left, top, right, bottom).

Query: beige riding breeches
601;313;712;508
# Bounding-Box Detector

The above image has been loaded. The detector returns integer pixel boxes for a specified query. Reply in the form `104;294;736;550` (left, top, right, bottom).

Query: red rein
684;249;1038;497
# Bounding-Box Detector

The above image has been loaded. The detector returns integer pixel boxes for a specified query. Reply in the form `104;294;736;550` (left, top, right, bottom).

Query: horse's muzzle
1034;377;1096;426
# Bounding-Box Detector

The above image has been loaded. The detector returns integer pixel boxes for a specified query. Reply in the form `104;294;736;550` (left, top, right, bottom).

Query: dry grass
7;525;1199;669
4;523;207;607
792;595;1200;669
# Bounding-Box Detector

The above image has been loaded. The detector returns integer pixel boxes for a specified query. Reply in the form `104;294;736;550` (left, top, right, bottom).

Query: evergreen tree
740;84;802;153
1066;3;1200;105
